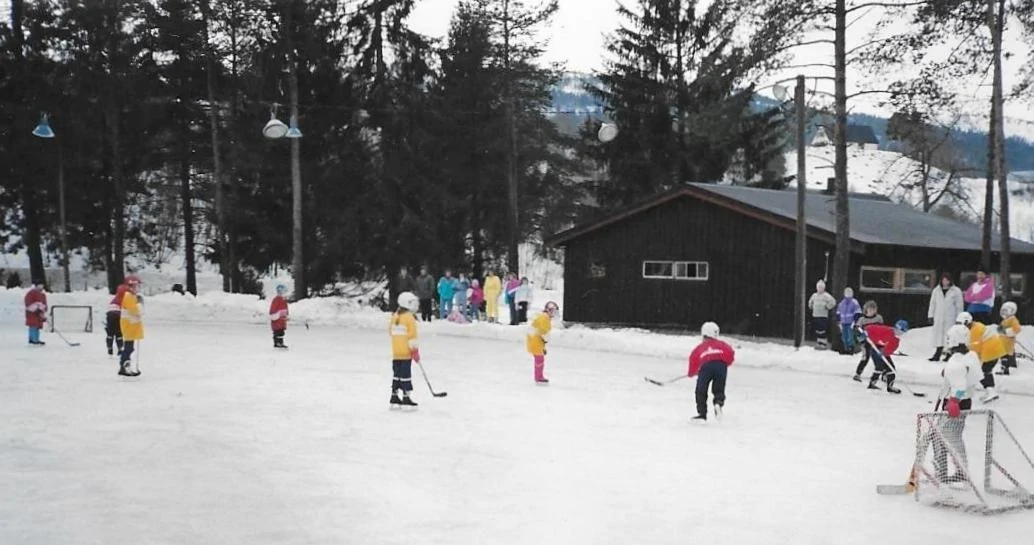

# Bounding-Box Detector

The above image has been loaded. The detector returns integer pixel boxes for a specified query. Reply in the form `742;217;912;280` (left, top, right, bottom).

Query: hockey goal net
891;410;1034;514
49;305;93;333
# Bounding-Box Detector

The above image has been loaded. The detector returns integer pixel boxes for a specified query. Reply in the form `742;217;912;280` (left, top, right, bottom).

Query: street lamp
31;113;70;293
766;77;809;348
261;104;303;299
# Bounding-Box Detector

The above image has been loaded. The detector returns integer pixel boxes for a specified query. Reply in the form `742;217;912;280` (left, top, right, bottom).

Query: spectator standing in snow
415;266;436;322
837;287;862;354
515;277;533;323
24;280;48;346
927;272;964;361
808;279;837;349
454;273;471;322
964;267;996;325
484;270;502;323
469;280;485;322
505;273;521;325
437;270;456;319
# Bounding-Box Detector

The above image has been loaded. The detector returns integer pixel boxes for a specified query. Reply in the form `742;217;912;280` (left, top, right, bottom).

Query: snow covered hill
786;144;1034;243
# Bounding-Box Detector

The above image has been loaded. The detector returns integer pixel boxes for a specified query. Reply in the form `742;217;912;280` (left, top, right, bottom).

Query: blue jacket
454;278;471;301
437;277;455;300
837;297;862;325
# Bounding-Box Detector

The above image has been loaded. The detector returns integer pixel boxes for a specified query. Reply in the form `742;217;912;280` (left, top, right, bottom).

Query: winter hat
844;286;854;298
816;279;826;292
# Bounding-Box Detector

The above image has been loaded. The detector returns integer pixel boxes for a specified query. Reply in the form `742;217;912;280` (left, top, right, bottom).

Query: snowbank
4;287;1033;397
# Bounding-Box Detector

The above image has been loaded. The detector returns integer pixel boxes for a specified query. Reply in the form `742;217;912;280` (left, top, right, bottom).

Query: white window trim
642;260;709;281
859;266;898;293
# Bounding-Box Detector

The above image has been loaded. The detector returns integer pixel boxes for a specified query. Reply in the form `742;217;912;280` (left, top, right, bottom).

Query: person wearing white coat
927;272;964;362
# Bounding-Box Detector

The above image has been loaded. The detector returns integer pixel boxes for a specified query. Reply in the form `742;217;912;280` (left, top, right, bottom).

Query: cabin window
643;260;709;281
901;269;936;293
860;267;897;292
588;262;607;279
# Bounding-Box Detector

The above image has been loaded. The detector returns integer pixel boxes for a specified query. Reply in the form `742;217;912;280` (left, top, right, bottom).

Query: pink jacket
470;287;485;305
964;280;995;307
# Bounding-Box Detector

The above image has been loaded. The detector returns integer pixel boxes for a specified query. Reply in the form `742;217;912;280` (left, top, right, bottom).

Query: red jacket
269;295;289;331
24;288;48;329
108;284;128;313
864;324;899;356
688;338;735;377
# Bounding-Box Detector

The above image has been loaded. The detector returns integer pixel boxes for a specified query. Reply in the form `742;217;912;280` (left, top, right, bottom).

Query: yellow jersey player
390;292;421;408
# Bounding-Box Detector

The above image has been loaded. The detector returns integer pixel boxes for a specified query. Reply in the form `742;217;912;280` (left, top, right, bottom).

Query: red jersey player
688;321;736;421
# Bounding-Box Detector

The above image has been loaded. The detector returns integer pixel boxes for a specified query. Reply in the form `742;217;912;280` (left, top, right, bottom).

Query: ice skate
691;414;707;422
535;377;550;386
714;404;723;420
400;395;418;409
389;393;402;409
981;388;1000;403
852;374;862;382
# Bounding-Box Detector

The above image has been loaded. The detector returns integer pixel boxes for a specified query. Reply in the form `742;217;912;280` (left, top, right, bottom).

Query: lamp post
262;106;303;298
32;113;70;293
772;75;808;348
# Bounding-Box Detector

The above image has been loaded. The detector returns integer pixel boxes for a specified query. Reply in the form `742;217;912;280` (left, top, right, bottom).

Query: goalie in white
932;324;982;483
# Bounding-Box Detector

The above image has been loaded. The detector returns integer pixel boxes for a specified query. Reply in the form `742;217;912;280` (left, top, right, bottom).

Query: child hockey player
389;292;421;407
933;324;981;483
837;287;862;354
956;311;1007;402
269;284;289;349
808;279;836;349
527;301;559;384
24;280;48;345
105;281;128;355
856;319;909;394
688;321;735;421
997;301;1021;375
853;300;883;381
119;275;144;376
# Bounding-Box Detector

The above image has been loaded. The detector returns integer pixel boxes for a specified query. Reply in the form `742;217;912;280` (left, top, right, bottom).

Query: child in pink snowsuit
469;280;485;322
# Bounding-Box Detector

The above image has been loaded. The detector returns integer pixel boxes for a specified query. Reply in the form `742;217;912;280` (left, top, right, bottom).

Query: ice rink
2;306;1034;544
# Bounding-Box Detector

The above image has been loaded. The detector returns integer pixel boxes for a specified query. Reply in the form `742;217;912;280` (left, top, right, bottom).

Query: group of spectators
395;266;534;325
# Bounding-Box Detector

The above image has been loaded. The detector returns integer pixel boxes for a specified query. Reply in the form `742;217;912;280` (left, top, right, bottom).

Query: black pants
695;361;728;417
517;302;529;323
870;351;896;384
980;360;998;389
812;316;830;346
392;359;413;393
509;300;518;325
419;298;433;322
971;311;993;326
120;341;136;366
273;328;286;347
105;311;123;354
856;343;874;375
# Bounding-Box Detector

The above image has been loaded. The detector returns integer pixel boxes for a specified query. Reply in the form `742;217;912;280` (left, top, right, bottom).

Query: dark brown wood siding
560;193;1034;339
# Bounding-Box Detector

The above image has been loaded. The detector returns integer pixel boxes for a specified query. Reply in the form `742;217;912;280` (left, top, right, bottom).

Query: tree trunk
831;0;850;298
201;0;229;292
993;0;1010;299
106;98;126;291
180;128;197;295
285;2;306;299
981;0;996;271
503;0;520;276
228;5;240;293
11;0;45;285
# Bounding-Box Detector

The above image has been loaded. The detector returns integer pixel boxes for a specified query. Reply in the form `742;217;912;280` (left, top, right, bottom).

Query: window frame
642;260;710;281
900;268;937;294
859;266;899;293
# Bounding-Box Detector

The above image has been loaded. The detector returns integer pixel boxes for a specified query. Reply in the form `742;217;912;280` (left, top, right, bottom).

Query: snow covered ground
3;290;1034;544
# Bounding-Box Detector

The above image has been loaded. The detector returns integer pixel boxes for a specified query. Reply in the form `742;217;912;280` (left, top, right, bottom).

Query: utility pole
285;1;305;299
794;75;807;349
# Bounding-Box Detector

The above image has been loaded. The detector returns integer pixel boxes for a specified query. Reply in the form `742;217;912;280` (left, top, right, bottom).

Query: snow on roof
691;183;1034;253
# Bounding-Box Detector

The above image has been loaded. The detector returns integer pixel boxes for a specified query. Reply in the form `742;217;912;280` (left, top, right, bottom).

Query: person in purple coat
837;287;863;354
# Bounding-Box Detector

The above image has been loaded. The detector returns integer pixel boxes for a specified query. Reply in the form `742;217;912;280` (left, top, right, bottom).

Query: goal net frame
906;410;1034;515
49;305;93;333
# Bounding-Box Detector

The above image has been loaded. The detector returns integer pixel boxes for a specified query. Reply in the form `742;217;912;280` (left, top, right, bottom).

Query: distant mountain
550;72;1034;172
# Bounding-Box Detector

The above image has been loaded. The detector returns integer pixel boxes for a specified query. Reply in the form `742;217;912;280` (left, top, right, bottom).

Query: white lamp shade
263;118;288;139
598;123;618;143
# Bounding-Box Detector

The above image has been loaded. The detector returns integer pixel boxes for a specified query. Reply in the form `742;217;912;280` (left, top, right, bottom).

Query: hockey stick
859;333;925;397
52;327;81;347
644;375;687;386
416;361;447;397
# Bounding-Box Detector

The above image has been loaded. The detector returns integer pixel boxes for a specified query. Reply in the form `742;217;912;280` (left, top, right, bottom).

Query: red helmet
125;274;141;286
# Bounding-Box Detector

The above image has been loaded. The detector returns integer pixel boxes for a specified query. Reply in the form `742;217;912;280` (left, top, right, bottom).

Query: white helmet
955;311;973;326
397;291;419;312
946;324;970;348
1001;301;1018;318
701;321;720;339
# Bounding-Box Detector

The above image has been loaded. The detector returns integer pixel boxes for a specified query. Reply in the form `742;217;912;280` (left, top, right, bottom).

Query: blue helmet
894;319;909;333
275;284;287;295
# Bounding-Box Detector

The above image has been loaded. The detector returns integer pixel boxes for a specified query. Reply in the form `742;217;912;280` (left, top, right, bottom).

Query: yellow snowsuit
484;274;502;320
1000;316;1021;355
526;312;552;356
389;311;418;359
970;322;1006;363
119;291;144;341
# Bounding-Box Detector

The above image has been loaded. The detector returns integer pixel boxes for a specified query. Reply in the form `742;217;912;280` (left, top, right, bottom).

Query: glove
410;349;421;363
946;397;961;418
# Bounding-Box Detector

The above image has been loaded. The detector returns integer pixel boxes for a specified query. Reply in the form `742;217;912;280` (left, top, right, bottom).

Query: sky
408;0;1034;126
